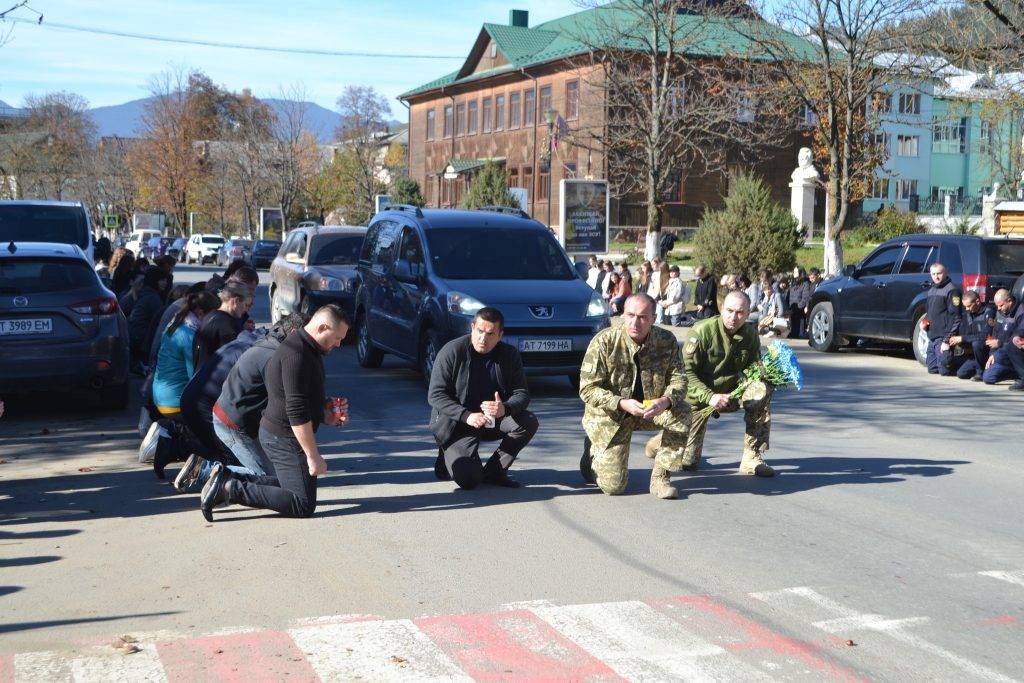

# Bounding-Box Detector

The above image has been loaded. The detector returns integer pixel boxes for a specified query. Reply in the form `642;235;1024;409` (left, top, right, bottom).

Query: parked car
0;242;130;407
125;229;161;258
269;226;365;322
169;237;187;261
0;200;95;264
142;236;175;260
353;206;608;385
808;233;1024;364
183;233;226;265
216;238;253;267
295;221;320;229
250;239;282;269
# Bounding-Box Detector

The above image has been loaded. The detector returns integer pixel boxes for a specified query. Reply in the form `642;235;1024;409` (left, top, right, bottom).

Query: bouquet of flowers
700;340;804;419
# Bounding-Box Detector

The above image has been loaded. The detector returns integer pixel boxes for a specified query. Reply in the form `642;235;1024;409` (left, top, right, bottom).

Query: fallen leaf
215;649;224;654
120;635;138;644
845;639;856;647
78;467;94;473
120;645;141;655
390;655;408;665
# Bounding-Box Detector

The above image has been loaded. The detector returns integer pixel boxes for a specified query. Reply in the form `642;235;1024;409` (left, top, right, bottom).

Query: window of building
482;97;492;133
662;168;683;203
896;135;919;157
933;117;966;154
509;92;521;129
467;100;478;135
872;132;889;154
521;166;533;196
898;93;921;115
490;42;497;58
736;92;755;122
867;176;888;199
566;80;579;120
871;92;891;115
564;161;578;178
443;104;453;138
539;85;552;118
455;103;466;137
507;167;519;188
524;89;536;126
425;109;435;141
537;165;550;201
931;186;964;201
798;102;817;128
897;178;919;200
494;95;505;131
668;79;686;118
979;120;993;155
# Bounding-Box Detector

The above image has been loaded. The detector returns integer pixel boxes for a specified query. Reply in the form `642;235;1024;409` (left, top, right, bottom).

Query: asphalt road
0;264;1021;680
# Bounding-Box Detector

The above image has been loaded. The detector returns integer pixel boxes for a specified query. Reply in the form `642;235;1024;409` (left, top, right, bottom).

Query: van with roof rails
353;205;609;385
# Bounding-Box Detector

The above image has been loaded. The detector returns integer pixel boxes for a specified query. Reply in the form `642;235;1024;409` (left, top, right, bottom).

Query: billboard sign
559;179;609;255
259;207;284;240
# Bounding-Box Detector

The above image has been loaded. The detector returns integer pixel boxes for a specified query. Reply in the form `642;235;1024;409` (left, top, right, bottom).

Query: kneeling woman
153;291;219;417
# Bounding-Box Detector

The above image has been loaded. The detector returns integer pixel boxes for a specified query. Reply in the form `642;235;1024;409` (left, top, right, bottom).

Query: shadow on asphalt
0;612;180;635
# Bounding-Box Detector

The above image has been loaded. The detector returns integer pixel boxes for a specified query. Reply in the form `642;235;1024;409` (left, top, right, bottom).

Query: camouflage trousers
675;383;772;472
583;404;692;496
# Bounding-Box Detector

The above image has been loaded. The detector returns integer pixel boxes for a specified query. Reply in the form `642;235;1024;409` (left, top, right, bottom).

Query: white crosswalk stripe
14;644;167;683
978;570;1024;589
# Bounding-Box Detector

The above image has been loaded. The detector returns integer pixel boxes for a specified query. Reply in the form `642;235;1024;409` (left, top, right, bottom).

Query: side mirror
843;264;857;278
393;259;419;284
285;253;303;265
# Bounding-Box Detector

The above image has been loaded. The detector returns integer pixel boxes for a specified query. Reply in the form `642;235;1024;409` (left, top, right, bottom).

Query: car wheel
356;313;383;368
419;328;441;380
912;312;929;366
270;289;281;324
808;302;840;352
98;382;129;410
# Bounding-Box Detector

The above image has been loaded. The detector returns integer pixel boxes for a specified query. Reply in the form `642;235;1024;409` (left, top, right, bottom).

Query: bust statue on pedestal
790;147;819;240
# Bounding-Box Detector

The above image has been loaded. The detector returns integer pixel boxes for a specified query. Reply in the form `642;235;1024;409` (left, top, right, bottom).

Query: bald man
982;289;1024;386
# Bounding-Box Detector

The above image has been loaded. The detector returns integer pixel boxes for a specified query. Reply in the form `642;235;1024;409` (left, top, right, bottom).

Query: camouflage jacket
579;325;686;420
683;316;759;407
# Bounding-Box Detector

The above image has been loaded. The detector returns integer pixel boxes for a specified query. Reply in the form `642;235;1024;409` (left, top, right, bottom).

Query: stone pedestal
790;179;816;241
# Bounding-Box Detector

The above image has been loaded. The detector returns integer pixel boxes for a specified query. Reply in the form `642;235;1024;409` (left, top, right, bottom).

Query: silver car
0;242;130;408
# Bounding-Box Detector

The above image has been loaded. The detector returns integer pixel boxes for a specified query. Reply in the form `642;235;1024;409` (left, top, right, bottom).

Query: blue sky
0;0;582;118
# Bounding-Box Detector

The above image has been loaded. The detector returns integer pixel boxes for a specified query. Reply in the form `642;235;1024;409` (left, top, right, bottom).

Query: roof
384;208;543;230
1;242;87;259
0;199;84;208
400;2;819;99
445;157;507;174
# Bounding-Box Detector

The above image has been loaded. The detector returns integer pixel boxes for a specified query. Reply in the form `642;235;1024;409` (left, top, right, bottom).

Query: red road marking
157;631;319;682
977;615;1019;626
648;596;866;682
416;609;623;682
0;655;13;683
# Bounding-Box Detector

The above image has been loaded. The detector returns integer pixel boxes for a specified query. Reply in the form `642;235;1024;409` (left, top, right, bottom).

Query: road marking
290;618;471;682
14;644;167;683
752;587;1018;683
978;570;1024;589
416;608;623;681
530;598;771;681
157;630;317;682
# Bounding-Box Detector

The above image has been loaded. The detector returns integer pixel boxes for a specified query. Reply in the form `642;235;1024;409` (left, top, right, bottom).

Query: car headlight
447;291;485;316
587;291;608;318
316;276;351;292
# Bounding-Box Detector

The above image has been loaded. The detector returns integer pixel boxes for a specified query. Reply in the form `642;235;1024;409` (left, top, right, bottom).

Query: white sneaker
139;421;160;463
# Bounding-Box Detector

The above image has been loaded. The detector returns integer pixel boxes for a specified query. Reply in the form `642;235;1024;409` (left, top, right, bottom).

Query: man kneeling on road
428;307;538;489
578;293;691;499
676;290;775;477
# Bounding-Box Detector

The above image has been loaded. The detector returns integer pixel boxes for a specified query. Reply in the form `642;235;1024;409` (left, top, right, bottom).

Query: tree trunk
644;182;662;260
822;186;844;276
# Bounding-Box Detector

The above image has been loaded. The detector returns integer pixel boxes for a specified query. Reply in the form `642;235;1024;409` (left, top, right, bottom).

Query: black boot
483;452;521;488
1009;380;1024;392
433;448;451;481
200;463;228;522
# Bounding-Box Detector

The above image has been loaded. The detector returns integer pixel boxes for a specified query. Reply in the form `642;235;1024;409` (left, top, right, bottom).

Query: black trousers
1006;341;1024;380
789;305;807;338
437;411;538;490
230;427;317;518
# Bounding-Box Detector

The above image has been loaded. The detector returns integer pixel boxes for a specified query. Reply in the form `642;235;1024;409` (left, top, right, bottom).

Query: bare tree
269;87;321;225
19;92;96;199
744;0;933;274
81;135;139;227
224;92;276;235
334;86;391;223
569;0;797;258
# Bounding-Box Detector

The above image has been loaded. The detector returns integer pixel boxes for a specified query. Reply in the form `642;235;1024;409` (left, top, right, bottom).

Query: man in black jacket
693;266;718;320
924;262;962;375
428;307;538;490
952;291;996;381
200;305;349;521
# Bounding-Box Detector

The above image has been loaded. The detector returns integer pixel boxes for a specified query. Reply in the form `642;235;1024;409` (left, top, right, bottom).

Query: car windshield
311;236;363;266
0;257;97;295
172;238;186;247
985;242;1024;276
0;205;89;250
425;227;575;280
202;236;225;244
255;240;281;251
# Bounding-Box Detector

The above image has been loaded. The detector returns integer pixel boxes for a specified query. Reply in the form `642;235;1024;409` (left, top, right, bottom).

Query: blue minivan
354;206;608;385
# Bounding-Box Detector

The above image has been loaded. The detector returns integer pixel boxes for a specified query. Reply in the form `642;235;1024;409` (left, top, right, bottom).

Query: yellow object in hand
643;399;656;408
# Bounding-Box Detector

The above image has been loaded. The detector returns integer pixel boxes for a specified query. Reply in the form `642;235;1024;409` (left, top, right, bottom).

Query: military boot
649;465;678;499
739;451;775;477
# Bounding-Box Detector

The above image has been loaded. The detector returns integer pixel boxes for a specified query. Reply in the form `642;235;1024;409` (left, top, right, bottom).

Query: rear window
202;236;225;244
0;205;89;250
255;240;281;251
0;257;98;295
985;242;1024;276
311;236;363;266
425;228;575;280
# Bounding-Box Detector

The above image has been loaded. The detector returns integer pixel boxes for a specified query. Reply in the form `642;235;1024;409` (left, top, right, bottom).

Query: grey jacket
427;335;530;445
216;329;286;437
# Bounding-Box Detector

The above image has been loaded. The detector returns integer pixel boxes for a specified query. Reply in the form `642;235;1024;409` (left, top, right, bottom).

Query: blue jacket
153;324;197;410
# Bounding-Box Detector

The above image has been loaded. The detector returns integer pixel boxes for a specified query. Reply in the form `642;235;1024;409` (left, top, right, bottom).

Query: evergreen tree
460;161;519;209
390;175;425;208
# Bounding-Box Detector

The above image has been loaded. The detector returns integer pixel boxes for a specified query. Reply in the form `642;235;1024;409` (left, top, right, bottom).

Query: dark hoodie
216;326;290;437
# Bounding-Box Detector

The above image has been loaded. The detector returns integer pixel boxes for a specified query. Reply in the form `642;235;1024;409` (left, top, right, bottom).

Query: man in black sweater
200;305;349;521
193;280;252;369
428;307;538;490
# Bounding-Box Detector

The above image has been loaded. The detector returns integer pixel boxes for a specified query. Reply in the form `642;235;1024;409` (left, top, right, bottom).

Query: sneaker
970;375;983;382
173;454;206;493
1009;381;1024;392
139;421;160;464
200;463;226;522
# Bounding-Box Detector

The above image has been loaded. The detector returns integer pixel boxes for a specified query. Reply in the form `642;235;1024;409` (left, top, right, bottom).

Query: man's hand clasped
468;392;505;429
618;396;670;420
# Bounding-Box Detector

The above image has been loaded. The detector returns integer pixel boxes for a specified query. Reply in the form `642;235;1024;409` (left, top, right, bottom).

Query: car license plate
0;318;53;336
519;338;571;352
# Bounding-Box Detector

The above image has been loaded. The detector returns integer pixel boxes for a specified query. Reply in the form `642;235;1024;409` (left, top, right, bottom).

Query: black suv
354;206;608;384
808;233;1024;363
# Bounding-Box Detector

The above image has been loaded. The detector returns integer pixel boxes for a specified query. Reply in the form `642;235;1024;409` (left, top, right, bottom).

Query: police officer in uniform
578;293;691;499
678;290;775;477
924;263;962;376
952;291;996;381
983;289;1024;385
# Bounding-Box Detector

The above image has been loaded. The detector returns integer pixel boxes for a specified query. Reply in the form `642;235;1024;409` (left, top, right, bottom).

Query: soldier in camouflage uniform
654;290;774;477
579;293;691;499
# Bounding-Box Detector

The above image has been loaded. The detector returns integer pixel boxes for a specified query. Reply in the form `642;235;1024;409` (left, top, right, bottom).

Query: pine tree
390;176;425;208
460;161;520;209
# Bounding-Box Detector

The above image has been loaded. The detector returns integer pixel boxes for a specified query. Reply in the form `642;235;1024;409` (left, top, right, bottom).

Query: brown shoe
649;465;678;499
739;452;775;477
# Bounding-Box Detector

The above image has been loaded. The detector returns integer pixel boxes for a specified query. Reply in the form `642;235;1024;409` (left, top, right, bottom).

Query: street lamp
544;108;558;229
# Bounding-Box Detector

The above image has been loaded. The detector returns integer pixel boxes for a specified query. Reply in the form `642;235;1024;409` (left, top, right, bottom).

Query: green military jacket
579;325;686;420
683;316;759;407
